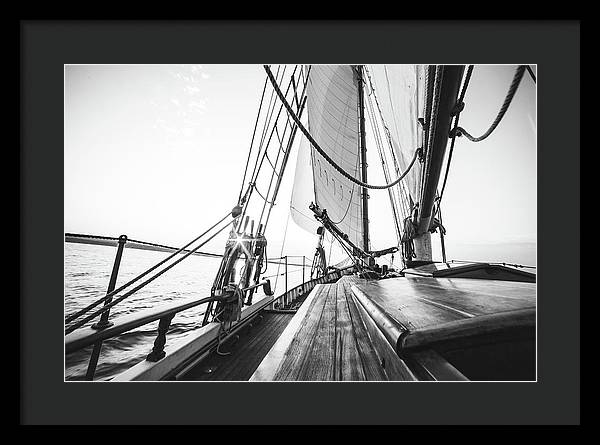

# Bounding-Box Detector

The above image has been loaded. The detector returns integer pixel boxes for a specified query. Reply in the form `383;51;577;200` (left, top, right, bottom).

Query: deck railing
65;232;353;380
271;265;356;310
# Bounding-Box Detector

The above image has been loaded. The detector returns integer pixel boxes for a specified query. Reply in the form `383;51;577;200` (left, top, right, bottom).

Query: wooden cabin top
403;262;536;282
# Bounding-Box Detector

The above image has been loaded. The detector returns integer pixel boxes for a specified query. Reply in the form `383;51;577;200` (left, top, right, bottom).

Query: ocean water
64;243;304;381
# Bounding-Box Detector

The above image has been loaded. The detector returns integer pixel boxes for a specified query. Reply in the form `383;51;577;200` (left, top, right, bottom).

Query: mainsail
366;65;425;209
290;65;365;248
291;64;428;253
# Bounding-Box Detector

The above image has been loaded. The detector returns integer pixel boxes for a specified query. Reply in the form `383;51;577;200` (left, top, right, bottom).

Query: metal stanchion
85;234;127;380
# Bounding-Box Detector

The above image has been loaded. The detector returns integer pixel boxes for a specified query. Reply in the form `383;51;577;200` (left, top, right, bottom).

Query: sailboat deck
252;276;396;380
251;274;536;381
180;311;294;381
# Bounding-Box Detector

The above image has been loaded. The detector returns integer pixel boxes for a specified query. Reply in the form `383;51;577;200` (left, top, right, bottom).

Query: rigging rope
64;211;232;325
238;66;286;221
261;73;310;234
526;65;536;84
238;75;269;203
251;65;293;191
452;65;526;142
65;219;234;334
251;66;285;183
364;66;412;223
364;84;403;243
432;194;447;262
264;65;419;190
327;232;334;265
438;65;474;203
400;215;417;261
251;182;275;205
243;65;308;234
273;211;291;294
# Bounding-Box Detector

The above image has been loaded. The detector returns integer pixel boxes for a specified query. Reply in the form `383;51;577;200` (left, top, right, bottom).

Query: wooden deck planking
334;280;366;381
181;312;293;381
272;284;332;380
270;277;391;381
296;285;337;380
212;314;293;381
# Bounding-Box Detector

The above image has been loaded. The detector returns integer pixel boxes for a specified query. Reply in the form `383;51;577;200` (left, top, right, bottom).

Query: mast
357;65;370;253
412;65;465;264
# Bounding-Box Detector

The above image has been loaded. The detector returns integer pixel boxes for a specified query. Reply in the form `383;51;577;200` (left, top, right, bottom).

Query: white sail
290;135;320;234
366;65;425;206
290;65;364;248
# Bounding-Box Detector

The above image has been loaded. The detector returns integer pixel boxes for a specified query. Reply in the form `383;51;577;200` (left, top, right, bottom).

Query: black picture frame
21;19;580;425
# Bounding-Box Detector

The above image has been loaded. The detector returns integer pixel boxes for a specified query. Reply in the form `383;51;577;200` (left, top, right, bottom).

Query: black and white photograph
20;20;580;425
64;63;537;382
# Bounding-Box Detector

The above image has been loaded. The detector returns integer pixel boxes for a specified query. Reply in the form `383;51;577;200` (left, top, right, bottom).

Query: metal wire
65;219;234;334
65;211;232;325
238;75;269;203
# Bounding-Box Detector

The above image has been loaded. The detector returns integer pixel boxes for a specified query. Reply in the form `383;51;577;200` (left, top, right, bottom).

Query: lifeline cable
66;219;234;334
65;211;233;325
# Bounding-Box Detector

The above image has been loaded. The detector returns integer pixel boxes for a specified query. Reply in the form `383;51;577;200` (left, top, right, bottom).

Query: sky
65;64;537;267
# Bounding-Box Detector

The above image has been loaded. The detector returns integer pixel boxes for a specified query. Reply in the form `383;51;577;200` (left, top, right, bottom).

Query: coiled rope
264;65;419;190
453;65;526;142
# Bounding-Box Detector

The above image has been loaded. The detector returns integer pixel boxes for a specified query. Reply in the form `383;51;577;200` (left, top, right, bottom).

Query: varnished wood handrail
397;307;535;351
65;279;276;354
350;285;409;352
65;296;217;354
